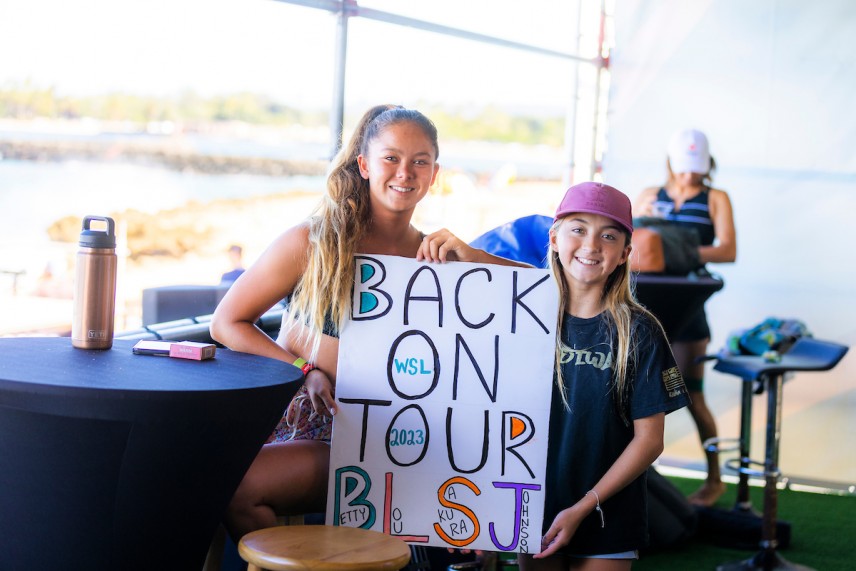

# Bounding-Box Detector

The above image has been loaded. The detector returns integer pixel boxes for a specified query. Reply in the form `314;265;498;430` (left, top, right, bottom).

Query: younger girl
521;182;690;570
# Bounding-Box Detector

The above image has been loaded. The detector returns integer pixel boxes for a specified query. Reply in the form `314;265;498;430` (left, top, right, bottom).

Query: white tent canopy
605;0;855;484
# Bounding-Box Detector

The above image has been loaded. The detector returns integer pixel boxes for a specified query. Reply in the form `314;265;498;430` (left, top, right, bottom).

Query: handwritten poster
326;254;558;553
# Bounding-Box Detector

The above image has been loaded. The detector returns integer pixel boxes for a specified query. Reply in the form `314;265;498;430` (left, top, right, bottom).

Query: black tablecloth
634;273;724;339
0;337;303;570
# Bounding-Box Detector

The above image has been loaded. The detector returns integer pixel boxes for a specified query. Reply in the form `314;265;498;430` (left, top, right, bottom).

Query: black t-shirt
542;311;690;555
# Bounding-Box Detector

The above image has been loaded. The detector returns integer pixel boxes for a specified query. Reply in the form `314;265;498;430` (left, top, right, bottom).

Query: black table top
633;273;725;338
0;337;296;391
0;337;303;421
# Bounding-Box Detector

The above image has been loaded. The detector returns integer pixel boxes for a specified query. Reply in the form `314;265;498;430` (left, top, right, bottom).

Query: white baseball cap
668;129;711;174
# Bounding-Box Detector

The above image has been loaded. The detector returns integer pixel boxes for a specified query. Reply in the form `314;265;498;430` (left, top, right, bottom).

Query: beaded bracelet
586;489;605;528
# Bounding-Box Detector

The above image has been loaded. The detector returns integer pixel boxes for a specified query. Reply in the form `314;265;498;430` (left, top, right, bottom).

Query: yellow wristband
292;357;316;375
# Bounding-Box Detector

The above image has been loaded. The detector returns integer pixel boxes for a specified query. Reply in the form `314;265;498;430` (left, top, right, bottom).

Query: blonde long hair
548;219;663;424
282;105;439;361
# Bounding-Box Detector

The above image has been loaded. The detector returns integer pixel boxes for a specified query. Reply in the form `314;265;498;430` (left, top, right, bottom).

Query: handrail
115;303;285;344
273;0;595;63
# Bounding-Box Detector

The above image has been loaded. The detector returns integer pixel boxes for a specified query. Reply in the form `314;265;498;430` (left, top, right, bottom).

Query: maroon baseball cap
554;181;633;234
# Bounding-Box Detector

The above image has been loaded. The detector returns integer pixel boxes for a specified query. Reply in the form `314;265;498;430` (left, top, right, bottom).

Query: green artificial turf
635;476;856;570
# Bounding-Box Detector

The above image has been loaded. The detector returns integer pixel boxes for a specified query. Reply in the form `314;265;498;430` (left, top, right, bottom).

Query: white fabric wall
604;1;856;483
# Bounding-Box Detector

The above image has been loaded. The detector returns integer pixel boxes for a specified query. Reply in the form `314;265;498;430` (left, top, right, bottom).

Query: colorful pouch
267;383;332;443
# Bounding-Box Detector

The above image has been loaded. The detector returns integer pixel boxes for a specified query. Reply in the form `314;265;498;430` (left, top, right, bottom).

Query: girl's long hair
282;105;439;361
548;219;663;424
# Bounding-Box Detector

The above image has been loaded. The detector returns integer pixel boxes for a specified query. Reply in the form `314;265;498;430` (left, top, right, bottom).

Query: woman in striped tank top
633;129;736;507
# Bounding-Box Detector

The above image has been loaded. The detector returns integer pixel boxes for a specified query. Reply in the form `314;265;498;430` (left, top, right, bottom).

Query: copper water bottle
71;216;118;349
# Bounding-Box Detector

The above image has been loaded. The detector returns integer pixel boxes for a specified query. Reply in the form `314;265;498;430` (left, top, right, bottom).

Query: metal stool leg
717;373;814;571
735;378;756;512
708;377;759;514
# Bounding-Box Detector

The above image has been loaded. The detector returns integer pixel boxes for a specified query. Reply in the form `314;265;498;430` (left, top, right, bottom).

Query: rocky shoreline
0;139;327;177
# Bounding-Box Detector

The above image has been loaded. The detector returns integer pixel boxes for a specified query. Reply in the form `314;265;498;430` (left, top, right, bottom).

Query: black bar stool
710;337;848;571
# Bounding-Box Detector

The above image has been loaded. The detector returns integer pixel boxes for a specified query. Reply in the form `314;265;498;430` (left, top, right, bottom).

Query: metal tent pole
590;0;609;180
562;0;585;188
328;0;352;158
272;0;603;164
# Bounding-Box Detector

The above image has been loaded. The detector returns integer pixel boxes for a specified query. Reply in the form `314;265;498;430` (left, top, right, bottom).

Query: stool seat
238;525;412;571
713;338;847;381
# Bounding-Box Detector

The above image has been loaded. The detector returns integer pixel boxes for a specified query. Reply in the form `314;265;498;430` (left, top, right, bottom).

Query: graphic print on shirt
559;343;613;372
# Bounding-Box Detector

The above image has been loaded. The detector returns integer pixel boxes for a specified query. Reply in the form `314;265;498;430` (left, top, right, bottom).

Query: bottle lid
79;215;116;249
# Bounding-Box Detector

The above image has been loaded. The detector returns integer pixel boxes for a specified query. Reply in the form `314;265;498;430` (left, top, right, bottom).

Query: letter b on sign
353;256;392;321
333;466;376;528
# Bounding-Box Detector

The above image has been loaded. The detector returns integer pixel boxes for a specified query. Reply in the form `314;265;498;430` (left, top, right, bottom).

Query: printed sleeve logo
662;366;685;397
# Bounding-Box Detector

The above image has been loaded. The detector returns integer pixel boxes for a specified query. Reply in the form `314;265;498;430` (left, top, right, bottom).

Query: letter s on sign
434;476;481;547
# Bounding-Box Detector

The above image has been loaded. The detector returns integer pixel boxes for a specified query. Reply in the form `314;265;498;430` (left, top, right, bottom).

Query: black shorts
672;305;711;342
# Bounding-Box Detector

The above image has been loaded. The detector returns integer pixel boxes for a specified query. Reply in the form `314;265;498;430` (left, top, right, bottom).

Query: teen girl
520;182;690;570
210;104;525;542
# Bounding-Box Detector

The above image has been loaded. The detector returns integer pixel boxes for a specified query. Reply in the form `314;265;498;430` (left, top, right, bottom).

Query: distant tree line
0;82;564;146
430;106;565;146
0;81;326;127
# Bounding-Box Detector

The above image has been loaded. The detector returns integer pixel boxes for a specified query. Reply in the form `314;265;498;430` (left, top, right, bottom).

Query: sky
0;0;602;112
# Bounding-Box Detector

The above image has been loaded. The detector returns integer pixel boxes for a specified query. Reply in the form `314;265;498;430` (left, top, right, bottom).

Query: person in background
210;104;526;542
220;244;246;284
521;182;690;570
34;261;73;299
632;129;737;507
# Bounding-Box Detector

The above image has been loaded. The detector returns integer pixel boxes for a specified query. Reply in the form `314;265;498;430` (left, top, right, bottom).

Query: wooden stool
238;525;412;571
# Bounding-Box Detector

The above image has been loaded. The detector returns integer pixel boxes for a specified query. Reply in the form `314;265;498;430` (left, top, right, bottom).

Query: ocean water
0;158;326;273
0;158;324;235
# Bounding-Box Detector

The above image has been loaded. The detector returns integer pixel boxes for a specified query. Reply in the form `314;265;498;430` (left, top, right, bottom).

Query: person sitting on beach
219;244;246;284
209;104;527;542
34;261;73;299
